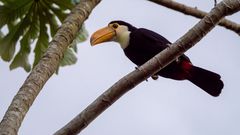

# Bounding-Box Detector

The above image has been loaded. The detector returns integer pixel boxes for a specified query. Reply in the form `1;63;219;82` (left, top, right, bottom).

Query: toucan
90;20;223;97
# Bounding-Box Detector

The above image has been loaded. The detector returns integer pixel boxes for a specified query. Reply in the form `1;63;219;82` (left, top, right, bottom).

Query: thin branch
215;0;217;6
0;0;101;135
54;0;240;135
148;0;240;36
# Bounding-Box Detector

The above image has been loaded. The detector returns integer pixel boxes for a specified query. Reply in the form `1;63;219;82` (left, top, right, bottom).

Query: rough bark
0;0;101;135
149;0;240;35
54;0;240;135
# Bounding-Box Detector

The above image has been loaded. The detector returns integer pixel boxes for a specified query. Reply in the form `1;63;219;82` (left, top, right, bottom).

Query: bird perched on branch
90;20;223;97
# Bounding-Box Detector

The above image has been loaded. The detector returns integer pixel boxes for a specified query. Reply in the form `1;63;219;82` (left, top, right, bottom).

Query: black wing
129;28;171;59
128;28;190;64
134;28;171;50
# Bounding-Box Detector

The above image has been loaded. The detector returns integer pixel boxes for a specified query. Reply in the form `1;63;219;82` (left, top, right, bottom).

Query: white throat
113;25;131;49
116;31;130;49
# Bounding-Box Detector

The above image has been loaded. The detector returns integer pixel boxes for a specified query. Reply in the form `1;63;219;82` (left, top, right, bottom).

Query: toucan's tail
188;66;224;97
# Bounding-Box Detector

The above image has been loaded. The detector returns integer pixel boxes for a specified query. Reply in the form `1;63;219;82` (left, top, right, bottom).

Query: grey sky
1;0;240;135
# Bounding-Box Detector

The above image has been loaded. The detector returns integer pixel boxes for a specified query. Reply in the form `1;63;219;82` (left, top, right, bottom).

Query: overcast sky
1;0;240;135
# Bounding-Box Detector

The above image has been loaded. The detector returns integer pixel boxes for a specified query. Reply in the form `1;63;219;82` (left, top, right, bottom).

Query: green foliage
0;30;3;37
0;0;88;72
60;48;77;67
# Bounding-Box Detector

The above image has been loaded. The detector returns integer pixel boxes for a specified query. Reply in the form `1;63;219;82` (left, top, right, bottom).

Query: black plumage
124;28;192;80
92;21;224;96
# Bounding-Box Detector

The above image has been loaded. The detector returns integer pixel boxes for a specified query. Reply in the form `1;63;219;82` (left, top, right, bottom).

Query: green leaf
10;32;31;72
0;2;36;61
60;48;77;67
49;6;68;23
29;5;40;39
71;0;80;5
0;0;85;72
0;30;3;38
0;37;16;61
77;24;89;43
9;7;40;72
52;0;73;10
69;24;88;53
33;12;49;67
43;0;68;23
0;0;32;28
0;0;8;4
0;22;27;61
39;1;59;37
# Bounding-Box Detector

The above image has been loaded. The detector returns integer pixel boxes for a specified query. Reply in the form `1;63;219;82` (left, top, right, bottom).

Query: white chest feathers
114;25;131;49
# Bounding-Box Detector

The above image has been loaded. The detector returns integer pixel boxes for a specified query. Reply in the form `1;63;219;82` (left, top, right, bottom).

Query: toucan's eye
112;23;119;29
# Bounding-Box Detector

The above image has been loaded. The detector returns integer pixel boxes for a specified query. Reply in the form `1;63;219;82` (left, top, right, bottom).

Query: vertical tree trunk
0;0;101;135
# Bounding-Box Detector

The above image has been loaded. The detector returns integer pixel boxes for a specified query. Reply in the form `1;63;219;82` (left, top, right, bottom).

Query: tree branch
148;0;240;35
0;0;101;135
54;0;240;135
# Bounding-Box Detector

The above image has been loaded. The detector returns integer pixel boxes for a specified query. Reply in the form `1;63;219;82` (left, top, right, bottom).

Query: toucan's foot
151;74;159;80
175;57;181;63
135;67;158;81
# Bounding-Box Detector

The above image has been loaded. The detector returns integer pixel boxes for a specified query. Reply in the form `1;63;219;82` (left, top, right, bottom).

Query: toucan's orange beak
90;26;116;46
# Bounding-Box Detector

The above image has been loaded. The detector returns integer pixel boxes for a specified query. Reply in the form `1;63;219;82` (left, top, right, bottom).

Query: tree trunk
0;0;101;135
54;0;240;134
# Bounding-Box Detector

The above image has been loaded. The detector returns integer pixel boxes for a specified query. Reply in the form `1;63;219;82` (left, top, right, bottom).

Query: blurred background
1;0;240;134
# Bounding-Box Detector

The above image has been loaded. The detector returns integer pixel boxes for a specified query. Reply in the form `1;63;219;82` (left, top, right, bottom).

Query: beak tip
90;36;95;46
90;36;94;46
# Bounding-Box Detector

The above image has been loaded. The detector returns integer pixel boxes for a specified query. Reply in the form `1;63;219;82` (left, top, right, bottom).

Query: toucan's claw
151;74;159;80
135;67;158;81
